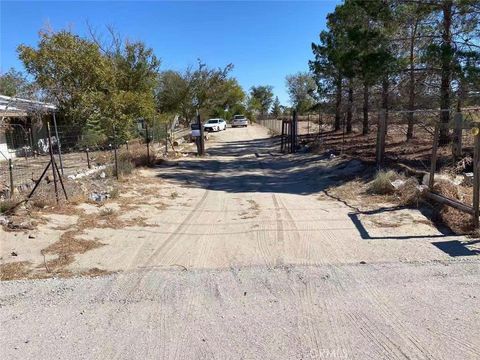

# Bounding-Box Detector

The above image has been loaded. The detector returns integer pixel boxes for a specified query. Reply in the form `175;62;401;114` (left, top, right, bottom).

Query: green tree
271;96;282;117
311;29;344;131
18;28;160;142
156;61;240;124
18;30;110;130
422;0;479;144
0;68;34;97
285;72;316;114
249;85;274;116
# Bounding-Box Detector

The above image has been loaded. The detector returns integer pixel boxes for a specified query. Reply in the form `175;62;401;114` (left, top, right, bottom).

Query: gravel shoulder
1;124;479;359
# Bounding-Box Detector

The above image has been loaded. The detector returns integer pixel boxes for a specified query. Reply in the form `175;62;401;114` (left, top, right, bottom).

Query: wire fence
0;118;183;202
257;114;323;137
257;108;480;227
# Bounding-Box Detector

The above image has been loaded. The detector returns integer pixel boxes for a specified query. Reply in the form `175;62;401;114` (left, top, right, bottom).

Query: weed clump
367;170;399;195
0;199;16;214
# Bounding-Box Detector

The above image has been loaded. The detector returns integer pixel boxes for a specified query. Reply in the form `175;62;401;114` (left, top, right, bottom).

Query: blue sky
1;1;340;104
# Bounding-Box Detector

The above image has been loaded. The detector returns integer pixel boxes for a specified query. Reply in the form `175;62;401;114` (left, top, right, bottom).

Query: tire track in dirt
92;159;221;359
274;195;333;357
331;264;430;360
354;267;480;359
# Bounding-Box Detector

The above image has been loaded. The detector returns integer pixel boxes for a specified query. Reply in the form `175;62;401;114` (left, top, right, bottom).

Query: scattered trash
391;179;406;190
67;165;108;180
89;192;109;202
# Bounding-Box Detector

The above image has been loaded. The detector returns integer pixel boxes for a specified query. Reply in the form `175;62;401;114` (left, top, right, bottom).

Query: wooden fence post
429;123;440;190
473;133;480;229
376;110;387;168
452;112;463;159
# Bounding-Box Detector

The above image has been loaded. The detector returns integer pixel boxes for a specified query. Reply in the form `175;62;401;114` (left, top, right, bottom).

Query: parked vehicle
232;115;248;127
204;118;227;132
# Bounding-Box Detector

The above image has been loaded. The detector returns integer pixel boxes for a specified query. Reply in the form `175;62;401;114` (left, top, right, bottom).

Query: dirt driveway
1;124;479;359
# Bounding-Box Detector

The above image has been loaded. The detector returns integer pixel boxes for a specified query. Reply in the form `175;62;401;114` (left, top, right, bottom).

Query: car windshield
234;115;245;119
207;120;219;124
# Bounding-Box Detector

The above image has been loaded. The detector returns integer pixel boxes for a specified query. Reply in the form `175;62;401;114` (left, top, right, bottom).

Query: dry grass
432;180;474;234
80;267;112;277
397;178;421;206
0;199;17;214
44;231;104;256
367;170;399;195
0;261;32;281
2;166;168;280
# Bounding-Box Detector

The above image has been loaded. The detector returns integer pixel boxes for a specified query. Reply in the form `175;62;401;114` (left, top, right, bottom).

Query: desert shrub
109;187;120;199
99;208;116;217
367;170;399;195
31;198;54;209
0;199;16;214
116;152;135;176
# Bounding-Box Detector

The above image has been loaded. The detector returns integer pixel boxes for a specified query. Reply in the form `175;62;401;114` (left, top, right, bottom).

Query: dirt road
1;124;479;359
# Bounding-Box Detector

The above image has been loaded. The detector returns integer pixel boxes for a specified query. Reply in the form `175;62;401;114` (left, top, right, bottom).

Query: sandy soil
1;124;479;359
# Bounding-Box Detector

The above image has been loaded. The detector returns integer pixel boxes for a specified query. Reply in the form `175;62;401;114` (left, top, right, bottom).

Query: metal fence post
8;158;14;199
145;121;150;165
47;121;59;203
86;148;91;169
113;125;119;180
52;112;64;175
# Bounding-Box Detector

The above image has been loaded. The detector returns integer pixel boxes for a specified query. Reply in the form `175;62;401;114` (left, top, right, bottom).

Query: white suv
204;118;227;132
232;115;248;127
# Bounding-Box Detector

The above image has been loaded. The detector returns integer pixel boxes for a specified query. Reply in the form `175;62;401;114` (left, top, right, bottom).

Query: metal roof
0;94;56;117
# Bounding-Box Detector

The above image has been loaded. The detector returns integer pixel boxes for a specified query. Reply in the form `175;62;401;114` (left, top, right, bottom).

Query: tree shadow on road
156;136;372;196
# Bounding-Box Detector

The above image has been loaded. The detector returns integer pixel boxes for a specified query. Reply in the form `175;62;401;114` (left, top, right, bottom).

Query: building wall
0;130;15;161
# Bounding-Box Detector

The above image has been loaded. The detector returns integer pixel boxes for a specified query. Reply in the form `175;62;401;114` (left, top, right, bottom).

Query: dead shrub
94;152;113;165
367;170;399;195
433;180;459;200
31;197;54;209
397;178;421;206
432;180;473;234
